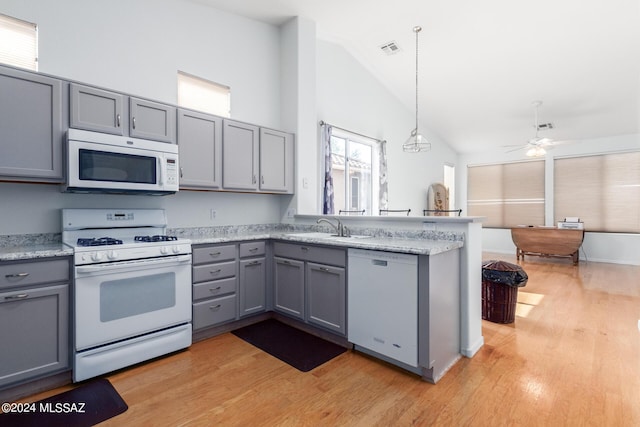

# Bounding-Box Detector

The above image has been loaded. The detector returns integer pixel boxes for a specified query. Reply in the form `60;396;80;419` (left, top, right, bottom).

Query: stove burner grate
77;237;123;247
134;235;178;243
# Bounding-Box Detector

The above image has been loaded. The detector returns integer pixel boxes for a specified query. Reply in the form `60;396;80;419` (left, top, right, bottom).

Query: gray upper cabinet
70;83;176;143
222;119;260;190
259;128;294;193
177;109;223;189
70;83;124;135
129;97;176;144
0;66;64;182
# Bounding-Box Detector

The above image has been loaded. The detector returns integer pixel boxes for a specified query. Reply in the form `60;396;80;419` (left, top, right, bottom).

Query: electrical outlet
422;221;436;231
210;209;217;220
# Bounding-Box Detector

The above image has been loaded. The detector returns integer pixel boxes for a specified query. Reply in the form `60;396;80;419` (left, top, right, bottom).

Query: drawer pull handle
249;247;259;252
5;294;29;300
209;304;222;310
248;260;260;266
209;286;222;292
301;247;309;252
209;252;222;257
319;267;330;272
5;272;29;278
282;260;291;265
210;269;222;275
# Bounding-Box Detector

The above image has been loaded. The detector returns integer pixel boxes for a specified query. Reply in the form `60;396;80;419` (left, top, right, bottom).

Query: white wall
0;0;288;234
458;133;640;265
315;40;459;215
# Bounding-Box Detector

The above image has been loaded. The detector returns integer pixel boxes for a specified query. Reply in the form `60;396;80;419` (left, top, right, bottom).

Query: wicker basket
481;260;528;324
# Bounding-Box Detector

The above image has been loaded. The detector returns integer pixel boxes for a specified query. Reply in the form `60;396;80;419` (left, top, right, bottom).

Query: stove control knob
172;245;181;254
160;246;170;255
107;250;118;260
91;252;104;262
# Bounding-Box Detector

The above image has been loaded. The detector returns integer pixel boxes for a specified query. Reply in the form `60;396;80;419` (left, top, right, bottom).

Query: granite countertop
0;243;73;262
1;225;465;261
181;230;463;256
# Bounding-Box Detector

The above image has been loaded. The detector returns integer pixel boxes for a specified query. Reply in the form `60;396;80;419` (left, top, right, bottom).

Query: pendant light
403;26;431;153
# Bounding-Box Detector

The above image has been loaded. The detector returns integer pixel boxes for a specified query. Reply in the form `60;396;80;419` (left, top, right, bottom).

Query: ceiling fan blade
504;145;528;153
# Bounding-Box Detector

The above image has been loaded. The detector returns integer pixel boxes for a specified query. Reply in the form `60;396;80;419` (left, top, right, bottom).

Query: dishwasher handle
372;259;388;267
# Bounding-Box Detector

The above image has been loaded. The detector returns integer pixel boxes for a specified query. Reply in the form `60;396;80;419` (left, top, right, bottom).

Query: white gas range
62;208;192;382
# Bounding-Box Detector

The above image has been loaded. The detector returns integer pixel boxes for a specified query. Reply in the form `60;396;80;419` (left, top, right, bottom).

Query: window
555;152;640;233
329;130;378;215
444;163;455;210
177;71;230;117
0;13;38;71
467;160;545;228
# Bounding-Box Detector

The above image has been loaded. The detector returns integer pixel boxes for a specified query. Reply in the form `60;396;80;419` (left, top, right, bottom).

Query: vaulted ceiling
194;0;640;154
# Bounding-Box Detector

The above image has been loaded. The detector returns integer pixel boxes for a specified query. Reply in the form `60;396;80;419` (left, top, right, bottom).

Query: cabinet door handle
180;167;184;178
252;175;257;184
132;117;136;129
209;304;222;310
282;260;291;265
5;294;29;300
248;260;260;266
210;269;222;275
116;114;121;127
5;272;29;278
261;175;264;184
319;267;330;272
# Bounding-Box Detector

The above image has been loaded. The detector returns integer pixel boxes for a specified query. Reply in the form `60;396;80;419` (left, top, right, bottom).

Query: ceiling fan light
526;146;546;157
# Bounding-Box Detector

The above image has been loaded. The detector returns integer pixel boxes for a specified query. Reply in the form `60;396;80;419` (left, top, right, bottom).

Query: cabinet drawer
193;244;236;264
193;261;236;283
239;241;265;258
193;277;237;301
0;259;70;290
193;294;237;330
273;242;346;267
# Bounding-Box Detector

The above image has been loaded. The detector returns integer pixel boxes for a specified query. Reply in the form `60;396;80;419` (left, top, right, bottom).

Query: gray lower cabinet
259;128;294;194
238;241;267;317
272;242;347;335
0;66;64;182
273;257;305;319
306;262;346;335
177;109;223;189
70;83;176;143
0;257;71;389
192;244;238;330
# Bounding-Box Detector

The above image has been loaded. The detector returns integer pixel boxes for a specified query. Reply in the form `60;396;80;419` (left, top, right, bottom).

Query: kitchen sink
285;232;372;239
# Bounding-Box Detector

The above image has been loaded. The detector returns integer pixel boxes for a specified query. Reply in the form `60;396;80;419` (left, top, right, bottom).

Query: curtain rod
319;120;386;144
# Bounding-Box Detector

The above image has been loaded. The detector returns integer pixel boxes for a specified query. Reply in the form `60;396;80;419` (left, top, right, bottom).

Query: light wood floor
24;253;640;426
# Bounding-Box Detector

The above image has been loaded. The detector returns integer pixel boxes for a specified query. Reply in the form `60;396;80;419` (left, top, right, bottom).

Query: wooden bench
511;226;584;265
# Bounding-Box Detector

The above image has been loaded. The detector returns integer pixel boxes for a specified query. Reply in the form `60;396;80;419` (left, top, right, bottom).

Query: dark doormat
0;378;128;427
232;319;347;372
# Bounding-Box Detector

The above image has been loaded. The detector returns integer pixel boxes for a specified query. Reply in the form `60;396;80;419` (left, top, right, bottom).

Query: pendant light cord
414;26;421;135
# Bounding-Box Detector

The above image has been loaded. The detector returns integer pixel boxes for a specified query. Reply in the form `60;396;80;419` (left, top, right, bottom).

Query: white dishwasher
348;248;418;367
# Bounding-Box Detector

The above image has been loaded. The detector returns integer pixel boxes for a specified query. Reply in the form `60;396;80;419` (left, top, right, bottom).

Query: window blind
177;71;230;117
0;13;38;71
554;152;640;233
467;160;545;228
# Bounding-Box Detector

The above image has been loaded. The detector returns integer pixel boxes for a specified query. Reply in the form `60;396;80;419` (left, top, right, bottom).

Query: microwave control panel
165;157;178;185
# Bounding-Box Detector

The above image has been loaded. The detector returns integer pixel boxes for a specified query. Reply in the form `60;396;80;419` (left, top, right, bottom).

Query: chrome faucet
317;218;350;237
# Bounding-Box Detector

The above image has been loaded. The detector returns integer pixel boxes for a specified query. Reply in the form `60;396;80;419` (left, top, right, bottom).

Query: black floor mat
1;378;128;427
232;319;347;372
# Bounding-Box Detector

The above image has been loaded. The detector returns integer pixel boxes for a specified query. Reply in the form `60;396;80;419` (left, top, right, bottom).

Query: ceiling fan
505;100;557;157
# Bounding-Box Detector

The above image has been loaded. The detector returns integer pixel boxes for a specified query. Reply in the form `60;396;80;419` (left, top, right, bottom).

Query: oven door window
100;272;175;322
79;148;157;184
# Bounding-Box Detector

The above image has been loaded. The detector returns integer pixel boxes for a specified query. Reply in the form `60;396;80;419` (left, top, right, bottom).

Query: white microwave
64;129;179;195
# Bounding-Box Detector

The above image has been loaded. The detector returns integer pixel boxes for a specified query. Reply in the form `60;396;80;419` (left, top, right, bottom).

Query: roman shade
0;13;37;71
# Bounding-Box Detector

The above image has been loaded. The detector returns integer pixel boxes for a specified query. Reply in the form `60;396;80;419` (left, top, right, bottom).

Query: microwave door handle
158;157;164;185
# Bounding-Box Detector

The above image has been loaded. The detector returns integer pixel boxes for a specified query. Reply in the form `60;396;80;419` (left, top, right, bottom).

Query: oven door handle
76;254;191;275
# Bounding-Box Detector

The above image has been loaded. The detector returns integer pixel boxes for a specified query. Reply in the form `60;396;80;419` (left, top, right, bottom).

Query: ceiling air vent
380;41;401;55
537;123;554;130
